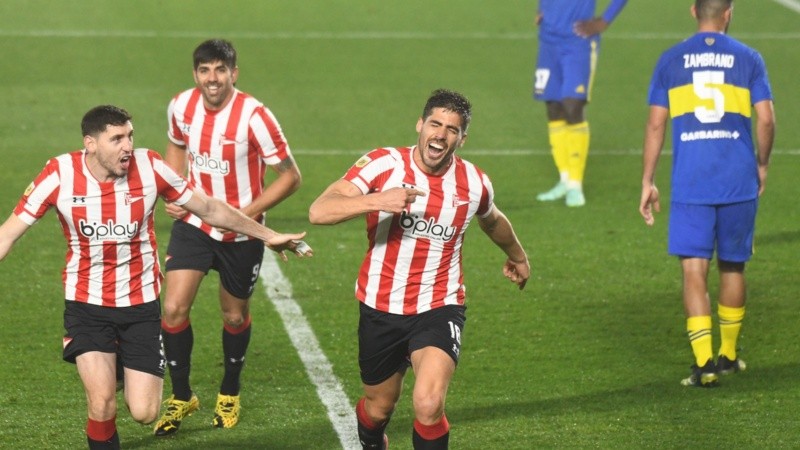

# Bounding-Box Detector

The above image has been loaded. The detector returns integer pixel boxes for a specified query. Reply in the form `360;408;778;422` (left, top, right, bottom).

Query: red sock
223;314;252;334
414;415;450;440
86;416;117;442
356;397;377;429
161;318;191;334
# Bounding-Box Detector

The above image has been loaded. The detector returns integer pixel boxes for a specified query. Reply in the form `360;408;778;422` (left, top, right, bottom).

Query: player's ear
458;133;468;148
690;4;697;20
231;66;239;84
83;134;96;152
416;117;423;133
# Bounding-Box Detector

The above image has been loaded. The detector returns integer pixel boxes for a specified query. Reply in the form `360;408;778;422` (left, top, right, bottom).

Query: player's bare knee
412;394;445;423
222;314;245;328
128;403;159;425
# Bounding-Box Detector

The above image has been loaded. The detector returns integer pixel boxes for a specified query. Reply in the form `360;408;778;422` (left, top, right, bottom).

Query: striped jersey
648;32;773;204
167;87;292;241
343;146;494;315
538;0;627;45
13;149;192;307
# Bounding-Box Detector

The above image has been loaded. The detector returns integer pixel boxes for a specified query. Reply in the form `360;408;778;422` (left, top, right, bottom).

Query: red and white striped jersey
343;146;494;315
13;149;192;307
167;87;292;242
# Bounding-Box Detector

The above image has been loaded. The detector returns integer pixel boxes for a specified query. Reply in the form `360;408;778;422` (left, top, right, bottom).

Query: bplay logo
79;219;139;241
399;211;456;242
190;152;230;175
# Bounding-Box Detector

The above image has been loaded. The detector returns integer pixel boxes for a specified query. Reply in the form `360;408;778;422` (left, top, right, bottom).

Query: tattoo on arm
272;158;295;174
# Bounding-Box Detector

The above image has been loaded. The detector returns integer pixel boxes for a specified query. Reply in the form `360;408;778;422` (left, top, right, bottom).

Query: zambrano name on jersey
683;52;735;69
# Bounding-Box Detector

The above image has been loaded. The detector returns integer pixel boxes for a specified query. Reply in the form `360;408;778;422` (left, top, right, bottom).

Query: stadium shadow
754;230;800;246
449;359;800;424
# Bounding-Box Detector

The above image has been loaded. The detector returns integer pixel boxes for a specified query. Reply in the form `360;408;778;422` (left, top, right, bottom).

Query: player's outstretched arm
0;214;32;262
182;189;312;260
477;206;530;290
309;179;425;225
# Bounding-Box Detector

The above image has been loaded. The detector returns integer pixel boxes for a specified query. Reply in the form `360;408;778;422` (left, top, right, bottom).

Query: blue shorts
533;38;599;102
668;200;758;262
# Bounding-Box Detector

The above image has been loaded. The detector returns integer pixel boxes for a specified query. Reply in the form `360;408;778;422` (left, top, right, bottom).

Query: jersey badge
125;193;144;205
23;182;34;197
219;134;245;146
451;195;470;207
355;155;372;168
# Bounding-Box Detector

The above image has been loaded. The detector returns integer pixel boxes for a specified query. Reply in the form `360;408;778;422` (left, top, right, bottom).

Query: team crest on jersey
705;37;716;46
355;155;372;168
219;134;245;146
23;182;34;197
575;84;586;94
125;192;145;205
451;195;470;208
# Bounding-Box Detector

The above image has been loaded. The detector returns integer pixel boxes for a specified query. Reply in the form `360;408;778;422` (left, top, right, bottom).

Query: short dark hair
695;0;733;20
81;105;132;137
422;89;472;133
193;39;237;70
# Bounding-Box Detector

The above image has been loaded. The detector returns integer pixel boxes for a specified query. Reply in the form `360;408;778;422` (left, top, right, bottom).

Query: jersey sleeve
647;53;670;107
13;158;60;225
749;50;773;104
249;106;292;166
476;171;495;218
343;148;398;195
167;94;185;147
601;0;628;24
149;150;192;205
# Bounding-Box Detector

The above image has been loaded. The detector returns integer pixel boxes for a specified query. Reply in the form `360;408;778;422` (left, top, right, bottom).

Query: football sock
220;315;252;396
548;120;569;179
412;415;450;450
686;315;714;367
162;319;194;401
718;304;745;360
356;397;390;450
86;417;120;450
565;121;590;186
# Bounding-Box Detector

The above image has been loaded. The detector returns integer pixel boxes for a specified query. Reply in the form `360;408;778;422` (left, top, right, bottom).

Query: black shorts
165;220;265;299
358;302;466;386
63;300;165;378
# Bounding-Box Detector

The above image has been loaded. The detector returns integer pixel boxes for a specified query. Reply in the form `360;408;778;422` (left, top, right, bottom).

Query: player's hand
535;12;543;26
758;165;768;196
639;184;660;226
574;17;609;37
165;202;188;219
503;258;530;291
379;187;426;214
265;232;313;261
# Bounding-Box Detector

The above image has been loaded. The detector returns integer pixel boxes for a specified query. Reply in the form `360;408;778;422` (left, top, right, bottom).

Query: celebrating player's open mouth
120;154;131;172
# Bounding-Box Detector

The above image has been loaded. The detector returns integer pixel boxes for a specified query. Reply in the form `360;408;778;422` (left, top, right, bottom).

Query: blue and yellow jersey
648;32;772;204
538;0;627;45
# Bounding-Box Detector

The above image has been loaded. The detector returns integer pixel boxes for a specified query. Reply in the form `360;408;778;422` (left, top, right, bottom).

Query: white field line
772;0;800;14
259;251;360;450
0;29;798;40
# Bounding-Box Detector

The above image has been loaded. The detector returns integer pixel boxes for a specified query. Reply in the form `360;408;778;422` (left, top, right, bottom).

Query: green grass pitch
0;1;798;448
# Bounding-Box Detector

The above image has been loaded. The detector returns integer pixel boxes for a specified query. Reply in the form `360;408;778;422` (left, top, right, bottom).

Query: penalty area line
260;251;360;450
